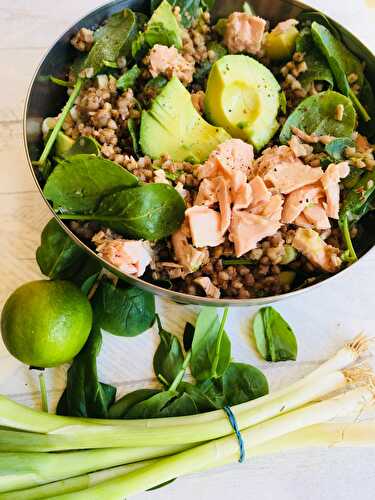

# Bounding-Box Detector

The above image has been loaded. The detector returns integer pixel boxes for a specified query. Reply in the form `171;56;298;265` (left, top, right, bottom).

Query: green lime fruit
1;280;92;368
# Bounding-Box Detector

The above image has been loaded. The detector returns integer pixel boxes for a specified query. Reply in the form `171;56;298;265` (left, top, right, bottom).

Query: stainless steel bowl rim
23;0;375;307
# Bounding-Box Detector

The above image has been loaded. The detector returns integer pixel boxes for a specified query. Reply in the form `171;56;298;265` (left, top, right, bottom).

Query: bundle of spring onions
0;335;374;500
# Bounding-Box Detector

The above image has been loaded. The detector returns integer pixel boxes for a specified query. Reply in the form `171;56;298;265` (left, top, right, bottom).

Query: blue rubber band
223;405;245;463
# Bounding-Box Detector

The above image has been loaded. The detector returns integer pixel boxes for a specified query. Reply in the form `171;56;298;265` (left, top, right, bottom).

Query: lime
1;280;92;368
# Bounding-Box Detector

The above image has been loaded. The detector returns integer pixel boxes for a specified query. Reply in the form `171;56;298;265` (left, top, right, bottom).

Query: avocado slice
140;77;231;162
145;0;183;49
55;132;75;156
205;55;281;150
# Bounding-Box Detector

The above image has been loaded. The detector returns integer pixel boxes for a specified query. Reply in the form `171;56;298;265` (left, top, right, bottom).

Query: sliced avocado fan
205;55;281;151
140;77;231;162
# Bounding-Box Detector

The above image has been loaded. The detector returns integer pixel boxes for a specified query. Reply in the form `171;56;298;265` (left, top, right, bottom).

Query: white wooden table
1;1;375;498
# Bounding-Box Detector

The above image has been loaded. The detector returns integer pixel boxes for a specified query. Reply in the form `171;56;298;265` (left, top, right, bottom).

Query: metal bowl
24;0;375;306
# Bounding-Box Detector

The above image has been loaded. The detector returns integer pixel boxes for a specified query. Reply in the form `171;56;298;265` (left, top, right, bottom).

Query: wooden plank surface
1;1;375;499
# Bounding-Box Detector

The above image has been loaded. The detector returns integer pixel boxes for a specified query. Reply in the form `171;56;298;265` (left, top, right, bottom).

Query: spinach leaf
108;388;161;418
117;64;141;91
311;22;369;121
64;136;101;157
151;0;202;28
145;75;168;92
193;42;227;84
91;280;155;337
124;390;197;418
143;0;183;49
56;330;116;418
325;137;354;161
61;183;185;240
296;28;334;90
197;362;269;408
190;307;231;382
253;307;297;362
178;381;217;412
339;170;375;261
279;90;356;143
153;315;184;386
358;78;375;139
43;154;138;213
183;322;195;352
82;9;137;76
36;219;87;279
279;91;287;114
298;11;342;40
128;117;140;155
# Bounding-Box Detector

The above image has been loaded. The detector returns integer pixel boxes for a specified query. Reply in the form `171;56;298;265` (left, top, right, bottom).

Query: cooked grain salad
36;0;375;299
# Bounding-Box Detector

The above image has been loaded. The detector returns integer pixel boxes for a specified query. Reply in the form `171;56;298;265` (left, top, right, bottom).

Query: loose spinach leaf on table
64;136;101;157
36;219;87;279
61;183;185;240
190;307;231;382
83;9;137;76
108;388;161;418
279;90;356;143
124;389;197;418
153;315;184;386
91;279;155;337
43;154;138;213
296;27;334;91
117;64;141;91
197;362;269;409
57;329;116;418
178;381;217;412
253;307;297;362
324;137;354;161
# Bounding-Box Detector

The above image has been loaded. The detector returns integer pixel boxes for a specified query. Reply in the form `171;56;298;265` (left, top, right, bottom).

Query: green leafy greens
253;307;297;362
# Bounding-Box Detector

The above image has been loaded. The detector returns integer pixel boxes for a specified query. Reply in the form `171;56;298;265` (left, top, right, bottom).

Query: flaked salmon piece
272;19;298;34
171;221;209;272
230;210;280;257
294;213;313;228
149;44;194;85
282;184;324;223
216;176;232;233
355;134;372;153
249;175;271;205
186;205;224;247
258;194;284;221
288;135;313;157
194;178;218;206
197;139;254;180
194;277;221;299
258;145;323;194
95;238;152;277
224;13;266;55
231;170;252;209
320;161;350;219
292;228;342;272
303;204;331;230
291;127;335;145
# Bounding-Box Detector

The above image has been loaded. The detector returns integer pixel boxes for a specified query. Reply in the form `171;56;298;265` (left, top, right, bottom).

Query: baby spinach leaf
298;11;342;40
178;382;217;412
151;0;202;28
144;0;183;49
83;9;137;76
190;307;231;382
43;154;138;213
64;136;101;157
108;388;161;418
36;218;87;279
358;78;375;139
183;322;195;352
197;362;269;408
117;64;141;91
91;280;155;337
153;315;184;385
253;307;297;362
61;183;185;240
124;390;197;418
56;330;116;418
296;28;334;90
325;137;354;161
279;90;356;143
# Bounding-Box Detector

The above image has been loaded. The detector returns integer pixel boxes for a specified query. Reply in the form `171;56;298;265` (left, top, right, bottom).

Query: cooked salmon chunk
224;13;266;55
